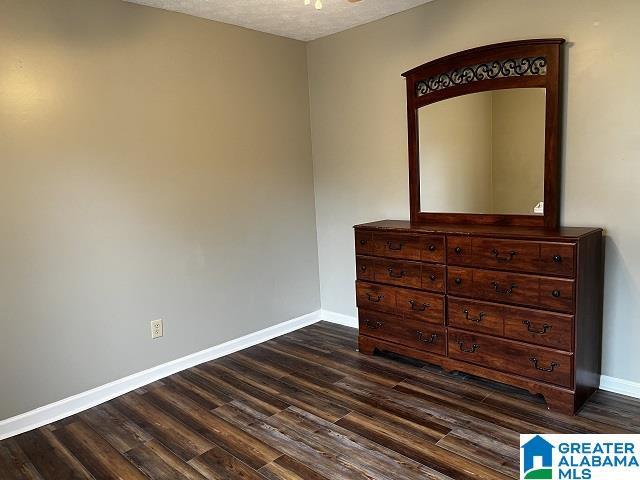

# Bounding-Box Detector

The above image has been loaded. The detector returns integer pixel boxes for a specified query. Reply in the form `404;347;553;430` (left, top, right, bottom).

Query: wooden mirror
403;39;564;228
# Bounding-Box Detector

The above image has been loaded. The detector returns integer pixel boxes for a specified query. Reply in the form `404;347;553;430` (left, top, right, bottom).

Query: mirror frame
402;39;564;228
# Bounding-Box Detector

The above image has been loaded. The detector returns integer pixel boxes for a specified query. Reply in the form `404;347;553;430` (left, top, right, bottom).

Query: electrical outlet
151;319;163;339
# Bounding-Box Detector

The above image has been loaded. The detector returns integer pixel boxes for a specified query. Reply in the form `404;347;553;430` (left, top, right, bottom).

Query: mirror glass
418;88;546;216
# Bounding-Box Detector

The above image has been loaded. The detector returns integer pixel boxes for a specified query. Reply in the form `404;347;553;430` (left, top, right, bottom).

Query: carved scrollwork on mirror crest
416;56;547;97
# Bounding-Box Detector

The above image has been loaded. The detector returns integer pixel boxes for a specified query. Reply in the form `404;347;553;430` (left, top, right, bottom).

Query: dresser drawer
448;236;472;266
356;281;396;313
396;288;444;324
356;256;374;281
504;307;573;351
447;297;504;336
449;297;573;350
373;259;422;289
447;267;575;313
372;233;422;260
355;231;373;255
448;236;575;277
359;310;446;356
372;233;445;263
448;329;573;388
421;264;446;293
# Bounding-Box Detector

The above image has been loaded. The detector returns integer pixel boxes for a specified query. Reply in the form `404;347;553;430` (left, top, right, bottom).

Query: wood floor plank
268;336;406;387
2;322;639;480
208;357;351;422
111;392;213;462
336;411;512;480
214;410;373;480
270;407;451;480
436;431;519;478
258;455;329;480
124;440;208;480
144;385;282;469
15;428;93;480
78;403;151;453
0;438;44;480
163;374;230;410
52;420;147;480
188;444;268;480
193;363;290;415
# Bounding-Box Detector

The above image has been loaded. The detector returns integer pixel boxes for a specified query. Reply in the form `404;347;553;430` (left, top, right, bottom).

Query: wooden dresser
354;220;603;415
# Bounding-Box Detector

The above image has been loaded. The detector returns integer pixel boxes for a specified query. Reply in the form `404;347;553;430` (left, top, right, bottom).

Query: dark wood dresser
354;220;603;415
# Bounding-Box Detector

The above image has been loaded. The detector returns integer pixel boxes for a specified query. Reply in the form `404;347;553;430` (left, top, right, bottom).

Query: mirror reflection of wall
418;88;546;216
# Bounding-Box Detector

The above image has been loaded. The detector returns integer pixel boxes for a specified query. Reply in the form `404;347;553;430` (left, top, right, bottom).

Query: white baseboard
0;310;323;441
320;309;358;328
600;375;640;399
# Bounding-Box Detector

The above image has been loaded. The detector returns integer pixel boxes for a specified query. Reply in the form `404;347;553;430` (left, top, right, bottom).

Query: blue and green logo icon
521;435;554;479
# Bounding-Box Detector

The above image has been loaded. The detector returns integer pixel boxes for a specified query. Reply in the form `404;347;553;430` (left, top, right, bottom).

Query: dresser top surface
354;220;601;240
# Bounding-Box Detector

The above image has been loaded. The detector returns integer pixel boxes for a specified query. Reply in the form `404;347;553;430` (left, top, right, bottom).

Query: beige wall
0;0;320;420
419;92;494;213
492;88;546;214
308;0;640;383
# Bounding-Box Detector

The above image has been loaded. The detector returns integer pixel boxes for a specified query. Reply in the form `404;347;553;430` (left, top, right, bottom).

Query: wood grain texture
2;322;637;479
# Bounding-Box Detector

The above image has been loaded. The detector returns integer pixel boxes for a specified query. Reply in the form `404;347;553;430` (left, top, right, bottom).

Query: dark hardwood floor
2;321;639;479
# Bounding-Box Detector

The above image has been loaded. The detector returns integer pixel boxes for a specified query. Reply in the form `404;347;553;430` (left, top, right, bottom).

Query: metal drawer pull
457;341;480;353
491;249;517;263
552;290;561;298
491;281;516;295
553;255;562;263
409;300;429;311
360;265;367;272
454;277;463;285
366;293;383;303
387;241;403;251
428;244;437;252
454;246;463;254
359;239;367;245
523;320;552;334
416;332;438;344
428;273;437;281
388;268;405;278
364;319;383;329
529;357;559;372
463;309;485;323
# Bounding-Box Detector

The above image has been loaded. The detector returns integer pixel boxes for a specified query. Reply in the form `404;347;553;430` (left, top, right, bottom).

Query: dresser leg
358;335;377;355
542;391;576;416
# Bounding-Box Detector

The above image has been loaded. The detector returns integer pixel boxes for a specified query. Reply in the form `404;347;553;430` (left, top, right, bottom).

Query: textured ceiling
123;0;434;41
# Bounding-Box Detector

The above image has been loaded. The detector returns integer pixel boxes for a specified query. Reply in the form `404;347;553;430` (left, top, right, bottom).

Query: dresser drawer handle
417;332;438;344
491;281;516;295
364;319;383;329
428;273;437;281
428;244;437;252
409;300;429;311
553;255;563;263
463;309;485;323
529;357;559;372
457;341;479;353
454;277;463;285
552;290;561;298
523;320;552;334
387;241;403;251
359;239;367;246
360;265;367;272
388;268;405;278
454;246;463;255
366;293;383;303
491;249;517;263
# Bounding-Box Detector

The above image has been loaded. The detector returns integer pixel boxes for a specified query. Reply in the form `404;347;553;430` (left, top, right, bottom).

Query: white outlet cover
151;319;163;339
